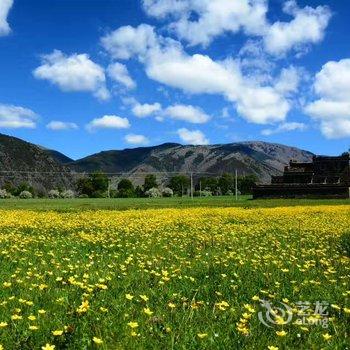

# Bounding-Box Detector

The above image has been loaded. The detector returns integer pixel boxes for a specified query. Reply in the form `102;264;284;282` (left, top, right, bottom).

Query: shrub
169;175;190;196
2;182;15;195
117;188;135;198
91;190;107;198
19;191;33;199
135;185;144;198
36;190;46;199
76;172;109;198
145;187;162;198
61;190;75;199
13;183;35;197
201;177;219;193
117;179;135;198
199;190;212;197
144;175;158;192
0;189;9;199
48;190;60;199
109;189;118;198
162;187;174;197
118;178;134;190
78;194;89;199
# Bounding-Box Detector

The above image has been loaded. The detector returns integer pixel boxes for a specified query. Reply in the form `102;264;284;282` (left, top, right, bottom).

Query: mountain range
0;133;314;191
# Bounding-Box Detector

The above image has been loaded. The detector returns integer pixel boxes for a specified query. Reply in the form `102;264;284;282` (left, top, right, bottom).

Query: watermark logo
258;300;329;328
258;300;293;328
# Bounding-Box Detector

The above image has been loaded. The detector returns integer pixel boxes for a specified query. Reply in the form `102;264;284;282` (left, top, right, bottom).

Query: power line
0;170;238;176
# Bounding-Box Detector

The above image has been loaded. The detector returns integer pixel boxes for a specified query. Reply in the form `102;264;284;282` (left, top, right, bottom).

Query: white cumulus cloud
107;62;136;89
274;66;302;95
33;50;110;100
124;133;149;145
263;1;331;56
142;0;267;47
142;0;331;56
132;102;162;118
46;121;78;131
164;104;211;124
142;0;188;18
0;103;37;128
102;24;291;124
0;0;13;36
101;24;157;60
320;119;350;140
177;128;209;145
305;59;350;139
86;115;130;131
261;122;307;136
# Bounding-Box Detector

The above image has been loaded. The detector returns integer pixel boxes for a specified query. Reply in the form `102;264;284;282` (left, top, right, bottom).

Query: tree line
76;172;258;198
0;172;257;199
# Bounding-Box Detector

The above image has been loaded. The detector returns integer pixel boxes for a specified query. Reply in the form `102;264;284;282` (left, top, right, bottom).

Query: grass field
0;205;349;349
0;196;349;211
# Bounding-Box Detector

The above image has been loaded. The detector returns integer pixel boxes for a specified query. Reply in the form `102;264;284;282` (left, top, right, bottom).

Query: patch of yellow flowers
0;205;349;349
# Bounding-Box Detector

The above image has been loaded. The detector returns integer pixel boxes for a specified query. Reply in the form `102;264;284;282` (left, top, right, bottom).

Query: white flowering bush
162;187;174;197
145;187;162;198
19;191;33;199
0;189;9;199
48;190;60;199
61;190;75;199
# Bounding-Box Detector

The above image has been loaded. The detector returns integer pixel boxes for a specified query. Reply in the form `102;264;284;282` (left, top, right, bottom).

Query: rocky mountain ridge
0;133;314;190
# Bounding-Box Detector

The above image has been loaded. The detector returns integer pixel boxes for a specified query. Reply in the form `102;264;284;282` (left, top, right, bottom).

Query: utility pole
190;172;194;199
235;170;238;201
199;180;202;197
107;178;111;198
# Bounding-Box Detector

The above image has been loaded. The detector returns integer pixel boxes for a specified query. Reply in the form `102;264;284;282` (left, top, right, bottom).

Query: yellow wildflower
125;294;134;300
93;337;103;345
11;314;22;321
143;307;153;316
276;330;287;337
197;333;208;339
42;345;55;350
127;321;139;329
140;295;149;302
322;333;332;341
52;330;64;336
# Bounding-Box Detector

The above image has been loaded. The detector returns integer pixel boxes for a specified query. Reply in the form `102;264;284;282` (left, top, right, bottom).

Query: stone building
253;153;350;199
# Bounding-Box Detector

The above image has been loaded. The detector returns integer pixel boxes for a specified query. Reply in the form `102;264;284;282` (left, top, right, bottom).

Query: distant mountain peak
0;134;315;188
68;140;313;183
0;133;74;191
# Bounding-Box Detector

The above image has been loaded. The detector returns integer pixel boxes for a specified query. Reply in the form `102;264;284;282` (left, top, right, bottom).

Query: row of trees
1;182;35;197
0;182;75;199
0;172;258;199
76;172;258;198
76;173;165;198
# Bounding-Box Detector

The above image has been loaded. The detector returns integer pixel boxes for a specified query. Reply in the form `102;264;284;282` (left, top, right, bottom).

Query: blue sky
0;0;349;159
